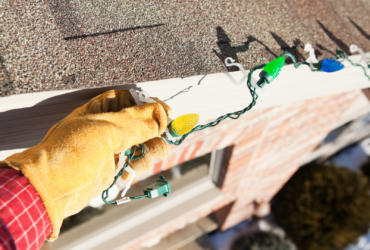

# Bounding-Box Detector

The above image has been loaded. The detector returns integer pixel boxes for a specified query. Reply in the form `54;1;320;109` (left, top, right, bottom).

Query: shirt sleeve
0;168;52;250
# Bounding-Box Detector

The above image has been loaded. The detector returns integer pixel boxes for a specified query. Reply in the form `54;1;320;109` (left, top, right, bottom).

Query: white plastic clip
129;89;143;105
350;44;369;69
120;166;137;197
139;91;156;103
129;89;156;105
224;57;248;85
304;43;319;70
224;57;263;93
115;151;128;189
116;152;127;175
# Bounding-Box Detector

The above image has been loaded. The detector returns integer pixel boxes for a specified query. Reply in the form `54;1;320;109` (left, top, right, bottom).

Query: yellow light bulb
170;114;199;137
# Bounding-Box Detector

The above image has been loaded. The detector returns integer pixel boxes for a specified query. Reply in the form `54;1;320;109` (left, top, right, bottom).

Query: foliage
272;164;370;250
361;161;370;180
231;231;292;250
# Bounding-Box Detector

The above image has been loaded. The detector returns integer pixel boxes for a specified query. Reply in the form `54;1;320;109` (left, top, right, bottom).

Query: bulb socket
256;70;273;88
168;122;181;137
259;70;274;84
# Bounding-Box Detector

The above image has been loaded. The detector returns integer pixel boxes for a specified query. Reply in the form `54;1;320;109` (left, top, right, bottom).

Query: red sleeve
0;168;52;250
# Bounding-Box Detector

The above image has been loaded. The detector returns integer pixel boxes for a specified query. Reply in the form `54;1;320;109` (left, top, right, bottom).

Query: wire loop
132;144;146;160
102;144;146;205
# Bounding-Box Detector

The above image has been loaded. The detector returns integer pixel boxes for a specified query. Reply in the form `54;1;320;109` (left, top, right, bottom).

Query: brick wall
126;90;363;249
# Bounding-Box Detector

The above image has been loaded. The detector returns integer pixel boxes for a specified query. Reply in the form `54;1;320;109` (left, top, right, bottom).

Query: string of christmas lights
103;47;370;205
164;48;367;146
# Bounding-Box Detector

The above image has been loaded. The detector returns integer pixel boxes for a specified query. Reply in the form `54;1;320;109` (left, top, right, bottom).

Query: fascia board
0;53;370;159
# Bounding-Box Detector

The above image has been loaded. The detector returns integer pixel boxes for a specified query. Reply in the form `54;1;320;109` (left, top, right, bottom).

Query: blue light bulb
319;59;344;73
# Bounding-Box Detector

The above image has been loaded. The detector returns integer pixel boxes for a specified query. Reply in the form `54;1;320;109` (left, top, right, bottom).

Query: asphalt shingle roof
1;0;370;97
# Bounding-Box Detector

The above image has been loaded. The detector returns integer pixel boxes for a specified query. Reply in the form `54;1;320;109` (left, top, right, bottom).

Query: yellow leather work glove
118;137;169;182
0;90;171;240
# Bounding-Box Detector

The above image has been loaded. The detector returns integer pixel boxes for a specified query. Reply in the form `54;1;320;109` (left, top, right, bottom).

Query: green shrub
231;231;292;250
272;164;370;250
361;161;370;180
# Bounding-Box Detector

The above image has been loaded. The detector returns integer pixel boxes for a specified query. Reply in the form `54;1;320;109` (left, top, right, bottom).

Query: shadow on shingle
270;32;305;63
316;20;351;55
212;27;251;72
64;24;165;40
46;0;83;38
212;27;312;69
348;17;370;41
247;35;278;59
316;43;335;56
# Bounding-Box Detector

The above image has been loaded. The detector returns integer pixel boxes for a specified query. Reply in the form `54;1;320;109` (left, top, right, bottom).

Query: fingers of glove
121;149;153;181
144;138;170;159
84;90;137;114
66;90;172;119
151;97;172;116
83;102;169;152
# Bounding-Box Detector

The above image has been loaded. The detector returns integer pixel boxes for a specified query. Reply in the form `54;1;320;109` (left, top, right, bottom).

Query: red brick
153;160;163;174
188;141;204;160
228;149;254;170
239;121;267;140
211;136;225;151
124;91;361;249
236;133;263;150
164;153;178;170
222;167;246;187
221;180;240;194
177;148;189;166
220;203;254;231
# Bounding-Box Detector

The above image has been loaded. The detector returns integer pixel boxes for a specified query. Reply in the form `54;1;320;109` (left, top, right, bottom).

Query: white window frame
47;150;223;250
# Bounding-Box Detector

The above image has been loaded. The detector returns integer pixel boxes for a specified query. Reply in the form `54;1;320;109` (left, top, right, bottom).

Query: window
49;151;222;250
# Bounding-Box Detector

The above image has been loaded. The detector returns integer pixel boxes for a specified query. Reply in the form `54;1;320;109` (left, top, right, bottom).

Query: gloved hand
0;89;171;240
117;137;169;182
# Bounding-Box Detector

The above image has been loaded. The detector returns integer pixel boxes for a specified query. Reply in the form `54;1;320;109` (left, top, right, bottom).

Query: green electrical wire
281;51;318;71
164;63;261;146
164;48;367;145
101;144;147;205
332;48;370;80
130;195;148;200
164;52;295;145
102;48;368;205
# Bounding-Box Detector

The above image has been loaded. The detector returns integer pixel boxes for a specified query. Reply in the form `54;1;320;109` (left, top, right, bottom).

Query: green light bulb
263;56;285;79
257;56;286;88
